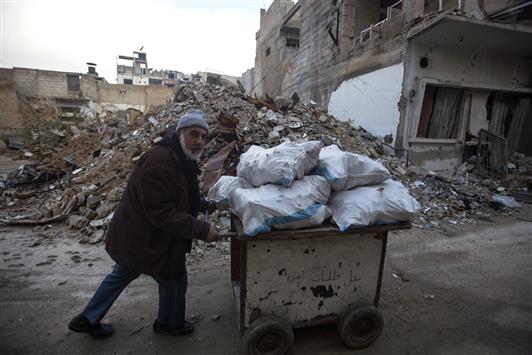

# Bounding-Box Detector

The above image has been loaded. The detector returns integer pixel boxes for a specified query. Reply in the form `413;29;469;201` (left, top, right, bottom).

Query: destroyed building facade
251;0;532;173
0;65;173;136
116;50;182;87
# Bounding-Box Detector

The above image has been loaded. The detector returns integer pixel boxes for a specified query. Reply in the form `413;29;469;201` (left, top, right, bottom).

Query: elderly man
68;109;220;339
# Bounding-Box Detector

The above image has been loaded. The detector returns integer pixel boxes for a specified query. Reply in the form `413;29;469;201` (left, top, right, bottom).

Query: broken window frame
409;80;470;144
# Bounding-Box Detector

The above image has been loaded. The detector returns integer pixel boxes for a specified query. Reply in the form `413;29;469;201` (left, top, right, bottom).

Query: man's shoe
153;319;194;336
68;313;113;339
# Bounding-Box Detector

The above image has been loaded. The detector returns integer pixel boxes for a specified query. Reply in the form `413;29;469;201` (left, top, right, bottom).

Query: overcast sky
1;0;274;82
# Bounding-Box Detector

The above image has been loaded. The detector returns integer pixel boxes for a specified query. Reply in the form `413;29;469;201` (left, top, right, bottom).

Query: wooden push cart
229;216;411;354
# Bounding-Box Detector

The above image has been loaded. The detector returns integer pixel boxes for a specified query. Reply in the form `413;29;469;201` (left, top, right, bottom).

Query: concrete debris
89;230;105;244
86;195;102;209
1;80;530;246
274;96;291;112
68;215;89;229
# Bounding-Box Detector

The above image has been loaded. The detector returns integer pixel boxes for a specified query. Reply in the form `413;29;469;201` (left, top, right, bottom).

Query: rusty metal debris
202;141;237;194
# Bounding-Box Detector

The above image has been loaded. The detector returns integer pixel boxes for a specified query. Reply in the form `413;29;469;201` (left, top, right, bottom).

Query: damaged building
251;0;532;173
0;64;174;137
116;50;182;87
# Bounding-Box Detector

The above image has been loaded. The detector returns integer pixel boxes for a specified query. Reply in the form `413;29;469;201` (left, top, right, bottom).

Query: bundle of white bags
231;176;331;236
207;141;420;237
314;144;391;190
237;141;323;187
329;179;420;231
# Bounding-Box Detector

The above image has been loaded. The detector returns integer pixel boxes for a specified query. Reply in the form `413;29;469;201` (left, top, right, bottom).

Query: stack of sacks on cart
207;141;420;236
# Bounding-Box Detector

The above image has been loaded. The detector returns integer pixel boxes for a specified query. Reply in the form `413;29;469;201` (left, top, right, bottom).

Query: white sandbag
206;175;252;205
237;141;323;187
297;140;324;174
274;205;331;231
231;175;331;236
314;144;391;190
329;179;420;231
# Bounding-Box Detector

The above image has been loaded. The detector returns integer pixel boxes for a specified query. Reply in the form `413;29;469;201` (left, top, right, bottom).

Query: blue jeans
82;263;187;327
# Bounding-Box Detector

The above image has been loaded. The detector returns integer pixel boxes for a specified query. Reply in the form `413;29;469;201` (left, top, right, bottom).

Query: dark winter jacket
105;134;210;278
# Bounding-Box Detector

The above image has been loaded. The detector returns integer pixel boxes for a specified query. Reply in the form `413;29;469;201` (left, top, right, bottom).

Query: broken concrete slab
67;215;89;229
86;195;102;209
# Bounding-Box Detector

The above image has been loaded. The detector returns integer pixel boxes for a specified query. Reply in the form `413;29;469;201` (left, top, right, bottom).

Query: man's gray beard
179;132;202;161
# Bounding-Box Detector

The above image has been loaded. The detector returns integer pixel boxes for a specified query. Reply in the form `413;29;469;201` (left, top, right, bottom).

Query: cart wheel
337;302;384;349
242;316;294;355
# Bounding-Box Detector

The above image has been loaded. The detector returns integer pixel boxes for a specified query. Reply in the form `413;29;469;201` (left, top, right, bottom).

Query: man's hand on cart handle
206;224;221;242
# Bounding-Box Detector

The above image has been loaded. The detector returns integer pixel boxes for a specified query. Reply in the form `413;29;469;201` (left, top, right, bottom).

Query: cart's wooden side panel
243;234;382;327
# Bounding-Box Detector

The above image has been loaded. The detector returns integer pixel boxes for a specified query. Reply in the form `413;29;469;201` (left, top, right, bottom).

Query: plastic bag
314;144;391;191
237;141;323;187
329;179;420;231
231;175;331;236
491;194;521;208
206;175;252;205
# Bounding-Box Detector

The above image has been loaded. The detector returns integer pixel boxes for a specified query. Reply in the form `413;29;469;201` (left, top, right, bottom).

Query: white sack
231;175;331;236
314;145;391;190
329;179;420;231
237;141;323;187
206;175;252;205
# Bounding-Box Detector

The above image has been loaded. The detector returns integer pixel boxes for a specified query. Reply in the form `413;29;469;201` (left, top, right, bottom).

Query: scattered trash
491;194;521;208
289;122;303;129
148;116;159;126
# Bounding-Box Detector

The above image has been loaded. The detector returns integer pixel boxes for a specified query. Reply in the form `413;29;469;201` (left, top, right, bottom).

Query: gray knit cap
176;109;209;133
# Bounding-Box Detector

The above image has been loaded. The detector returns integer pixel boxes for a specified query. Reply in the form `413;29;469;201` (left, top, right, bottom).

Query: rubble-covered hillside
1;81;530;246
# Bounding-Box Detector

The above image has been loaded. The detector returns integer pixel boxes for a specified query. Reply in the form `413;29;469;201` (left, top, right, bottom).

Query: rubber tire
337;302;384;349
242;316;294;355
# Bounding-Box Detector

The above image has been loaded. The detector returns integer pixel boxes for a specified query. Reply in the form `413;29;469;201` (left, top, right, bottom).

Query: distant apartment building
116;51;182;88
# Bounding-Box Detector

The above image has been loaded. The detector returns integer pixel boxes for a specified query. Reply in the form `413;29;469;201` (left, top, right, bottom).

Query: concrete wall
0;69;23;131
328;63;404;142
271;0;406;106
241;68;255;95
145;85;173;111
11;67;81;99
80;75;99;102
284;0;335;104
96;82;172;113
254;0;297;98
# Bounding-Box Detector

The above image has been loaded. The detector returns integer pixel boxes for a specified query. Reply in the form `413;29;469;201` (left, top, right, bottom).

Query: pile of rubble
0;81;529;246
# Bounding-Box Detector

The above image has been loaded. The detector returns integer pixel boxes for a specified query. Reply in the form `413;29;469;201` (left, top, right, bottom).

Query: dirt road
1;207;530;354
